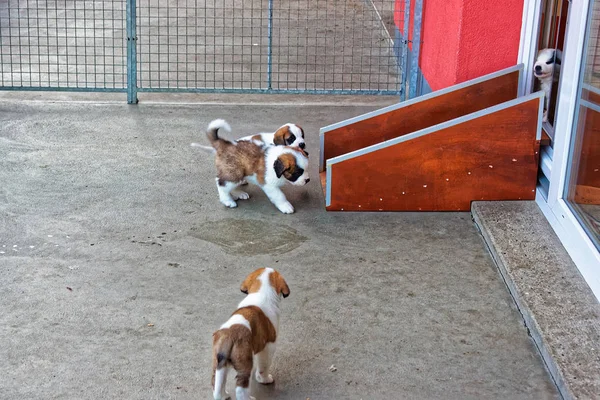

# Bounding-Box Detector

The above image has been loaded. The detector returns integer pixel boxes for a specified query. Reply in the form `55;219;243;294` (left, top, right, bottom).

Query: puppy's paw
220;199;238;208
256;372;274;384
276;201;295;214
232;191;250;200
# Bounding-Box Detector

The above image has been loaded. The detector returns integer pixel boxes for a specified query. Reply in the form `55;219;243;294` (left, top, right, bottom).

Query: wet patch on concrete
189;218;307;255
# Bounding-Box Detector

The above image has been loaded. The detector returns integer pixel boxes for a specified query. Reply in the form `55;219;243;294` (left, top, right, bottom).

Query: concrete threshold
472;201;600;400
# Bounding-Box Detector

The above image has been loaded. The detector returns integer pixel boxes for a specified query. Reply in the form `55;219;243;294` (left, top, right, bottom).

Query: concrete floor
0;101;559;399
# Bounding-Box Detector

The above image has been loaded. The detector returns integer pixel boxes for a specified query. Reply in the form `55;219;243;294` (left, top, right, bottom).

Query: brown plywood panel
326;97;540;211
574;104;600;191
322;70;520;165
541;130;552;146
574;185;600;205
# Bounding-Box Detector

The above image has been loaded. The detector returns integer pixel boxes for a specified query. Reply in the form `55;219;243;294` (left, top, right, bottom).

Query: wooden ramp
319;65;545;212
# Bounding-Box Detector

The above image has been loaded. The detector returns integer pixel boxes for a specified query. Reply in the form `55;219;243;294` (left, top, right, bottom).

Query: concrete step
472;201;600;399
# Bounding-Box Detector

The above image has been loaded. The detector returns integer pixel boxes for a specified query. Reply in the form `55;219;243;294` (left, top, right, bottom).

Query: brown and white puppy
205;119;310;214
212;268;290;400
534;48;562;122
240;123;307;154
192;123;307;156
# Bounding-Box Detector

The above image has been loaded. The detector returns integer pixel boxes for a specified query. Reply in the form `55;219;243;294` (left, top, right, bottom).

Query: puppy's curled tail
206;119;231;147
214;334;234;368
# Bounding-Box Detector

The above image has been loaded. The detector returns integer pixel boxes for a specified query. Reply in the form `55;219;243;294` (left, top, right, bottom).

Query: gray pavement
0;101;559;399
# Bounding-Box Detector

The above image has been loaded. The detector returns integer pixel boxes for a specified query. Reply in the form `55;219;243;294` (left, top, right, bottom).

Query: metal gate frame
1;0;423;104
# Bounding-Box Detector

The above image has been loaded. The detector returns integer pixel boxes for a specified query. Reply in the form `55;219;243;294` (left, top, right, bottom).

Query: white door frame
519;0;600;301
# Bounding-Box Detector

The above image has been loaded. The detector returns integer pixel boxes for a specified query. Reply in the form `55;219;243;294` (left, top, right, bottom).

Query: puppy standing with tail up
212;268;290;400
192;123;308;155
202;119;310;214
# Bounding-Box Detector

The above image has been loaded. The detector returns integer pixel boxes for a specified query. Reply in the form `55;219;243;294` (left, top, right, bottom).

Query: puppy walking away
212;268;290;400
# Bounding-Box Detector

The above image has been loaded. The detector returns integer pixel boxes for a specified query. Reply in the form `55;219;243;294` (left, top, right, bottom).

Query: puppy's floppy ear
240;283;249;294
270;271;290;298
273;126;289;146
274;158;287;178
240;268;264;294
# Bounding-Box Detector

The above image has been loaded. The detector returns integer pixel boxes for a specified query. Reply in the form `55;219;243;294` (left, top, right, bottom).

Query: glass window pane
565;0;600;250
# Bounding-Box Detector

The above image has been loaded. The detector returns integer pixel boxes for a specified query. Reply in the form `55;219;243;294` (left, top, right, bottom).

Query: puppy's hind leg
216;178;238;208
231;352;255;400
212;367;231;400
254;343;275;384
234;369;254;400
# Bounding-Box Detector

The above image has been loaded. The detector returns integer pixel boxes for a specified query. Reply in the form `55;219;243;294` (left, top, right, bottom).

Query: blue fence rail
0;0;423;103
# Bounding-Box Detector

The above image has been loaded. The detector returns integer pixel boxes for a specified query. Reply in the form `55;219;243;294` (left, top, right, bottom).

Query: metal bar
409;0;423;99
137;87;402;95
327;92;545;166
126;0;138;104
326;166;332;207
267;0;274;90
401;0;410;101
320;64;524;134
0;86;127;93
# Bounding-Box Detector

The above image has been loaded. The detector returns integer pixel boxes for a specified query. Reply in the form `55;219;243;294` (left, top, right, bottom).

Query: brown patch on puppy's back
233;306;277;353
215;141;266;185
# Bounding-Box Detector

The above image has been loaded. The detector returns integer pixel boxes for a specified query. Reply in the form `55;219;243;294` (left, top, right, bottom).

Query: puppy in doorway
204;119;310;214
211;268;290;400
534;48;562;122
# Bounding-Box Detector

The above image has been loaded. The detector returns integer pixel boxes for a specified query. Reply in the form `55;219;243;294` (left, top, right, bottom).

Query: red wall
396;0;524;91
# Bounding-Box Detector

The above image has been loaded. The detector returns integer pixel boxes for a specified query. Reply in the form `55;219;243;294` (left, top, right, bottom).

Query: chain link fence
1;0;421;101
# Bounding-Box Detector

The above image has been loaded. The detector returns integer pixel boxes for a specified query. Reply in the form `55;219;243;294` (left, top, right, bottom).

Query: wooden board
320;171;327;198
573;96;600;195
574;185;600;205
322;69;521;168
541;130;552;146
325;96;541;211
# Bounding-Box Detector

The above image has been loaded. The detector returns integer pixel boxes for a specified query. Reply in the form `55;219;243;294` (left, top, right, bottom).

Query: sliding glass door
564;0;600;251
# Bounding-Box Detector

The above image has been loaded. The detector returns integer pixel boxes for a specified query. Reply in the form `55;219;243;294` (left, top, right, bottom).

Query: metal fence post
408;0;423;99
126;0;138;104
267;0;274;90
400;0;411;101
